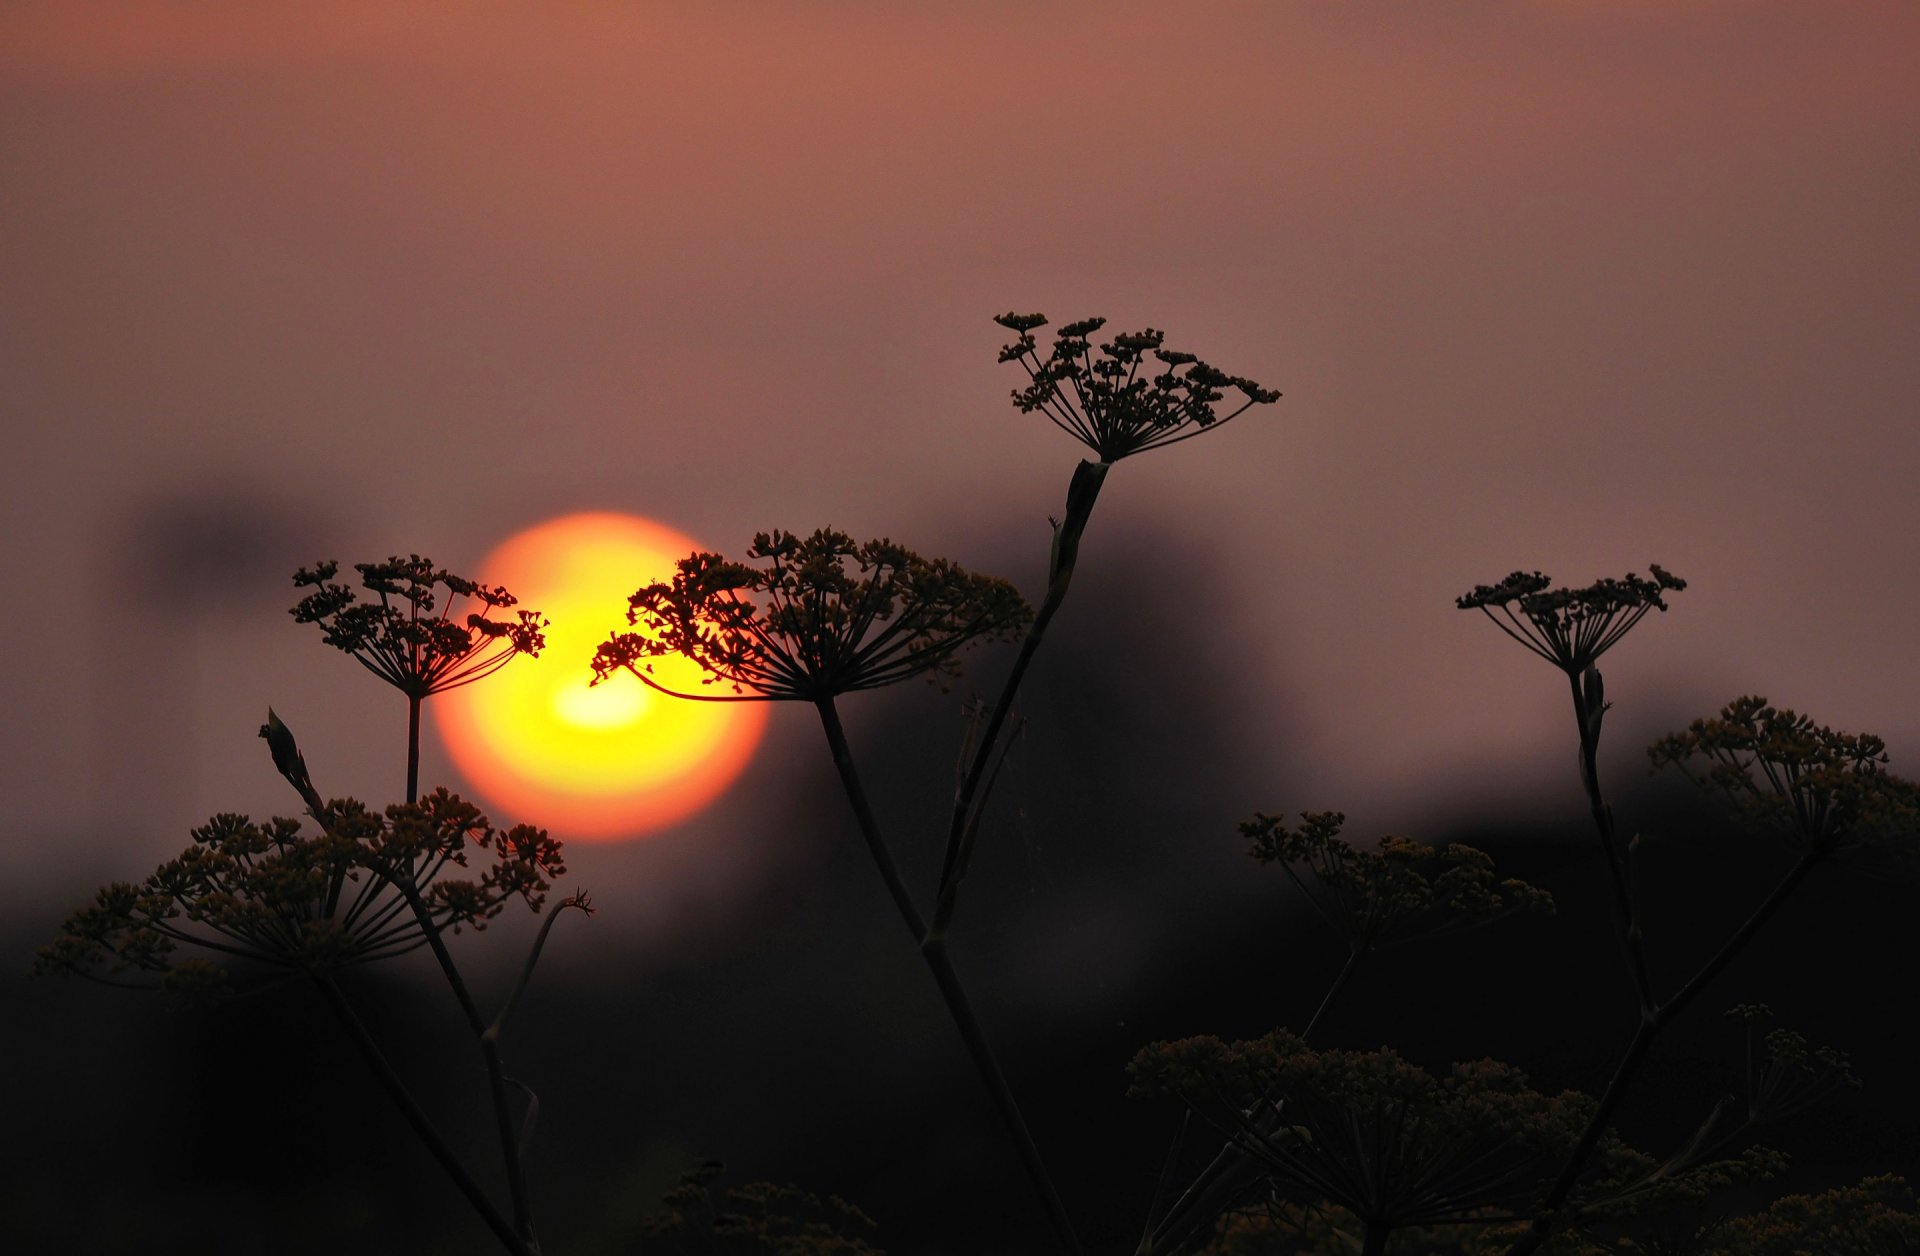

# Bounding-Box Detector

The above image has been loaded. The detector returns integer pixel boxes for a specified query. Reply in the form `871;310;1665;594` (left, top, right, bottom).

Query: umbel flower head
1457;566;1686;675
292;556;547;699
1130;1033;1777;1246
1129;1032;1602;1231
1242;811;1552;953
1650;696;1920;868
37;789;568;995
992;312;1280;463
591;528;1032;701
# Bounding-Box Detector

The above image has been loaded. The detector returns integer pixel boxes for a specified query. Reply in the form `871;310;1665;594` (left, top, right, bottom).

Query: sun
434;512;767;842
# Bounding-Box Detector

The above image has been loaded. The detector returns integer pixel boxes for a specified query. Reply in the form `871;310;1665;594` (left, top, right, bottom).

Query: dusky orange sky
4;3;1916;903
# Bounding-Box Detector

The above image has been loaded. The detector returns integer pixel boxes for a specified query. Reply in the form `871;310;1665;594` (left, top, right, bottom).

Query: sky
3;3;1919;1249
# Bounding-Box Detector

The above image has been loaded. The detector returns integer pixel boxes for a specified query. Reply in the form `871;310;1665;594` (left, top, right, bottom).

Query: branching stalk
814;696;1083;1256
314;975;530;1256
1142;946;1365;1254
933;458;1108;938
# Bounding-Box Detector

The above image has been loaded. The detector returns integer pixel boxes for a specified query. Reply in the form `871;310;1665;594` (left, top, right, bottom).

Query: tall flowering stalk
591;527;1084;1250
1141;814;1552;1255
938;316;1281;939
1460;570;1912;1256
1457;567;1684;1011
292;556;547;803
45;557;580;1256
589;311;1277;1254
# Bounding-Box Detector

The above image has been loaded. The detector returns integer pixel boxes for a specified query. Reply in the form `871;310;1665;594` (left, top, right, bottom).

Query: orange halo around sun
434;512;768;842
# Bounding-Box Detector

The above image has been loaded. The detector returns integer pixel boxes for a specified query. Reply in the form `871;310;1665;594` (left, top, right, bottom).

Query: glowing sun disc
435;512;767;841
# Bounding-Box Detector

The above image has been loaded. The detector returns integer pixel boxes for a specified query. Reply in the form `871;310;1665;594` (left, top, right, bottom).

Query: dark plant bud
260;708;312;793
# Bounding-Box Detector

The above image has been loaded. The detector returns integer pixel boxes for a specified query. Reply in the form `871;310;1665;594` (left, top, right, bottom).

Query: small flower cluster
1709;1175;1920;1254
641;1160;883;1255
592;528;1031;701
1242;810;1552;953
1130;1031;1599;1230
292;556;547;698
1457;566;1686;674
38;789;568;994
1724;1004;1859;1125
1649;696;1920;865
993;313;1279;463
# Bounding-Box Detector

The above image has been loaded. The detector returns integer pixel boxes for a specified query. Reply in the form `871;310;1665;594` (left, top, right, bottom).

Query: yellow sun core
434;512;767;842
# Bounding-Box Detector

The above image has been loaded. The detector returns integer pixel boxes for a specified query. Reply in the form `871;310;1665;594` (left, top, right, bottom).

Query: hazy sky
4;1;1917;904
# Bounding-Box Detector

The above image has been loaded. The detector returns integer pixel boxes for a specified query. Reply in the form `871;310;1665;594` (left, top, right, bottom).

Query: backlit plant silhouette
37;310;1920;1256
293;555;548;802
43;561;582;1256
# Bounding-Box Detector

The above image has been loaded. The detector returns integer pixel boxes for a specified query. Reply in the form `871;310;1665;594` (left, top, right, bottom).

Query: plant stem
932;458;1109;938
390;875;541;1253
314;976;530;1256
407;693;422;806
1303;945;1363;1042
814;696;1084;1256
1501;850;1819;1256
1142;947;1365;1254
1567;669;1654;1014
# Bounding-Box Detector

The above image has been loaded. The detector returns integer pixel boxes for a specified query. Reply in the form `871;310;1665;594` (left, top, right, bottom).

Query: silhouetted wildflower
1723;1004;1859;1125
993;312;1280;462
1134;1033;1778;1254
1649;696;1920;867
292;556;546;699
1709;1175;1920;1254
643;1160;884;1255
1242;810;1552;953
1131;1032;1604;1233
38;790;568;994
1456;566;1686;674
591;528;1031;701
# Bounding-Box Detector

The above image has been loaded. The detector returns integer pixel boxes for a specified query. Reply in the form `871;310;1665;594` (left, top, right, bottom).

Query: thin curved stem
1502;851;1820;1255
1143;947;1365;1254
407;694;422;806
933;458;1109;937
814;697;1083;1256
314;976;529;1256
1567;668;1655;1015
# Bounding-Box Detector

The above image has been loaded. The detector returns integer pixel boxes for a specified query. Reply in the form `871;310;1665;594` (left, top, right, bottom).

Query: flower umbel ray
1650;696;1920;865
1456;566;1686;673
292;556;547;699
36;790;569;995
992;312;1280;463
591;528;1032;701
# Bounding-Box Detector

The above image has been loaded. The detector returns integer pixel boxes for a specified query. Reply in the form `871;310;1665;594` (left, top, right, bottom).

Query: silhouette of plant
642;1160;885;1255
1141;815;1553;1255
1650;696;1920;871
1708;1174;1920;1254
35;788;567;994
1455;567;1685;678
45;564;582;1256
40;305;1918;1256
1131;1031;1776;1256
992;313;1279;464
1243;811;1554;957
590;528;1030;701
293;555;547;801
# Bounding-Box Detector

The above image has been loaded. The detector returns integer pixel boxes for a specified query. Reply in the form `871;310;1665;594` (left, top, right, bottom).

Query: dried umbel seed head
592;528;1032;701
37;790;567;994
1457;565;1685;674
292;555;547;699
1242;810;1552;953
993;312;1279;463
1650;696;1920;867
